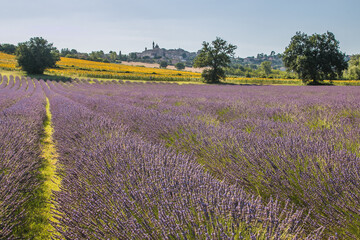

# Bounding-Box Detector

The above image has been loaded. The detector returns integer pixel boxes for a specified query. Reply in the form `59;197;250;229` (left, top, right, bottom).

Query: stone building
133;42;197;64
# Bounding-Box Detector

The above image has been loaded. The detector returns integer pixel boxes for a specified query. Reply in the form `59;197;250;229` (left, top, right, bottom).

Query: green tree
16;37;60;74
193;37;237;83
61;48;79;58
283;31;347;84
260;61;272;77
60;48;71;57
345;54;360;80
89;50;105;61
175;62;185;70
0;43;16;54
129;52;137;60
109;51;118;62
159;61;168;68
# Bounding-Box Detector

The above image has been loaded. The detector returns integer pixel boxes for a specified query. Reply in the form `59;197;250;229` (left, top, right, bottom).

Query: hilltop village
131;42;197;66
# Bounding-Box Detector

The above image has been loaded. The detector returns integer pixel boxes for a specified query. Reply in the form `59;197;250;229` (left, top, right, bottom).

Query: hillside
0;52;201;82
1;52;358;85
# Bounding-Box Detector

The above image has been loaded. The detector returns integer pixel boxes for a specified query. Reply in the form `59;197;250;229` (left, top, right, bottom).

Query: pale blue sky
1;0;359;57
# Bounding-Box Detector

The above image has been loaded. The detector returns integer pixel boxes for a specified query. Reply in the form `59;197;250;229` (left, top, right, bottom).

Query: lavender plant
49;80;360;238
46;85;315;239
2;75;360;239
0;76;47;239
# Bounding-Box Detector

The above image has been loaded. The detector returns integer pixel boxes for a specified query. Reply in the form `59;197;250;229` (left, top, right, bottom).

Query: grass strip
16;97;60;239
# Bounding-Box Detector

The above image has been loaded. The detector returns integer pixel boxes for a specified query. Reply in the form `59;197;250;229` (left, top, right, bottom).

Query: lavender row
0;79;46;239
45;84;315;239
0;75;35;112
50;81;360;238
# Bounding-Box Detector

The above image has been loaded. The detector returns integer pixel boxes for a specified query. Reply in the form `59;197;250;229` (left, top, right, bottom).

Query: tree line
224;61;297;79
194;32;356;84
1;32;359;83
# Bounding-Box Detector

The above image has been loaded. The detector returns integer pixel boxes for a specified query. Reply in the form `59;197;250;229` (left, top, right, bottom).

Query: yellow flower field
54;57;202;81
1;52;359;85
0;52;18;70
0;52;202;81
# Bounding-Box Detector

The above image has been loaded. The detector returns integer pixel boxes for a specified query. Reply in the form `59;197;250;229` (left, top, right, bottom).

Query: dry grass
119;61;205;73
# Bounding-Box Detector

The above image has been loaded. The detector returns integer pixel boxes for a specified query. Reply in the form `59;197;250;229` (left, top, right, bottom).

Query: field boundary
19;97;61;239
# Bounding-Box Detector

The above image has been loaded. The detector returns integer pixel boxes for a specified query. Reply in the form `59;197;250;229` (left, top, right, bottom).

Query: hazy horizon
1;0;359;58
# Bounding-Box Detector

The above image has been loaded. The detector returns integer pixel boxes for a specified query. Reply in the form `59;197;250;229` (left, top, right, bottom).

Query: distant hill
130;43;286;69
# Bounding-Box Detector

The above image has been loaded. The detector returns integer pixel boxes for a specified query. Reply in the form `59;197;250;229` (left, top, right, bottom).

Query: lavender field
1;75;360;239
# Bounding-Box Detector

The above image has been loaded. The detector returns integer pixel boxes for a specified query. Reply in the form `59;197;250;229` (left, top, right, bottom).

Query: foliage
230;52;284;70
2;52;359;85
0;43;16;54
201;68;226;82
89;50;110;62
129;52;137;60
16;37;60;74
345;54;360;80
260;61;272;77
225;62;296;79
194;37;237;83
60;48;78;57
283;31;347;84
175;62;185;70
108;51;118;62
0;52;202;81
60;48;123;63
159;61;168;68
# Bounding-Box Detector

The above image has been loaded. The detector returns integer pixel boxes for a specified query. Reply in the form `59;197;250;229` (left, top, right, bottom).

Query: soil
120;61;204;73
